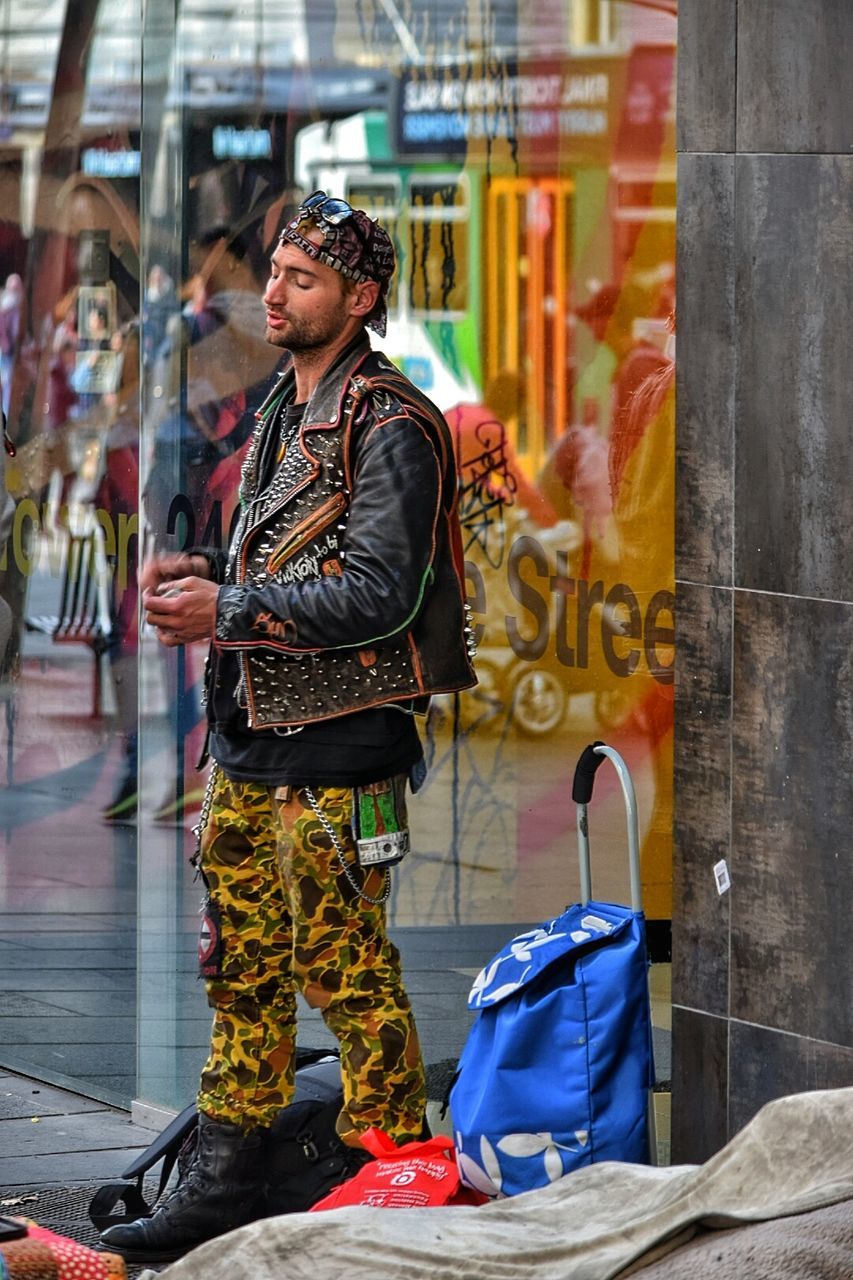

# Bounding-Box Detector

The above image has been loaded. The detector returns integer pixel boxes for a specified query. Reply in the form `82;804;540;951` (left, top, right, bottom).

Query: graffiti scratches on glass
457;419;517;570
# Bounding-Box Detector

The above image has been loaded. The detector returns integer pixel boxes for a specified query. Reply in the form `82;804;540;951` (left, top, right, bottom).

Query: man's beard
266;300;350;354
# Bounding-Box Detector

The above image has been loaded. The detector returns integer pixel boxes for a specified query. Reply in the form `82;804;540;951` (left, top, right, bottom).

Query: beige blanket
631;1198;853;1279
146;1088;853;1280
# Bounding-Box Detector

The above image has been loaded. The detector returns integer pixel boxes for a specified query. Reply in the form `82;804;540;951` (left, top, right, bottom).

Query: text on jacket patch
278;532;340;586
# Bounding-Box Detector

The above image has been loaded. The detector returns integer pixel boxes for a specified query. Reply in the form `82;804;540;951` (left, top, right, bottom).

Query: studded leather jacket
201;334;477;731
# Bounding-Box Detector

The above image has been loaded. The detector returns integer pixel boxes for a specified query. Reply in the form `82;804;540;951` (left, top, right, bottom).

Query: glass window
0;1;676;1143
0;0;143;1108
571;0;618;49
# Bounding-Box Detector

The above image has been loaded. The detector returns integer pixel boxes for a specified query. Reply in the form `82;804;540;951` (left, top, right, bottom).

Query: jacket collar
256;332;373;429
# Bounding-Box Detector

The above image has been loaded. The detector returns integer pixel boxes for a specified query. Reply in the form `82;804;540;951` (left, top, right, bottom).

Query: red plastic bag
310;1130;488;1211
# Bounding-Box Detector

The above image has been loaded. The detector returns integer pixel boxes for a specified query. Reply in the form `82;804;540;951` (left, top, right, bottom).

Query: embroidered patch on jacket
277;532;340;586
252;612;295;643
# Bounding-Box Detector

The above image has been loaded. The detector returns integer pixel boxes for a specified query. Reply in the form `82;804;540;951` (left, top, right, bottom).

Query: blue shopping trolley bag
450;742;656;1199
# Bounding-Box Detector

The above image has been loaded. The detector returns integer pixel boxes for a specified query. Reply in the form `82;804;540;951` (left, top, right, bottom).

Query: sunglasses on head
301;191;355;225
300;191;369;250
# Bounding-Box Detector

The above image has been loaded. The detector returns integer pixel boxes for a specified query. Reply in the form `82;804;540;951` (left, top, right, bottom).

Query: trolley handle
574;742;643;914
571;740;608;804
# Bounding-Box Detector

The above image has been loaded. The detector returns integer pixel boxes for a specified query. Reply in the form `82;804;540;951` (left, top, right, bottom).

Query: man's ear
348;279;380;320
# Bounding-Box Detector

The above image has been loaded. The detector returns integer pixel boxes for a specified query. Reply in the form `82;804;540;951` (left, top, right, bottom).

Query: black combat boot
99;1115;266;1263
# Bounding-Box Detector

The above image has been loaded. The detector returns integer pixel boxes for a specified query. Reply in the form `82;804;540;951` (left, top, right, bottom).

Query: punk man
100;192;476;1262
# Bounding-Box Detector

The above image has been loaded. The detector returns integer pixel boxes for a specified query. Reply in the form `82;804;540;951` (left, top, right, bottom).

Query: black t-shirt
209;399;425;788
210;704;424;788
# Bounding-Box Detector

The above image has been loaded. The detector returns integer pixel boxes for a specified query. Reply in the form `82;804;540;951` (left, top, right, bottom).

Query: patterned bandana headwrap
278;191;396;337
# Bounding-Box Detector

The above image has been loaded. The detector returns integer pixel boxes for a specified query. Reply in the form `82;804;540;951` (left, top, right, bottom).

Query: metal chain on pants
303;786;391;905
191;763;219;872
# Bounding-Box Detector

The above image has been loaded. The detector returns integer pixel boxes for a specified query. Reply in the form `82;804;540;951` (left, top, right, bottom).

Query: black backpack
89;1048;345;1231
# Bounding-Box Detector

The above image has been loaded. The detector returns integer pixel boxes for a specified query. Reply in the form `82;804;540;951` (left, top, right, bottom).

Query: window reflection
0;0;677;1110
408;177;470;317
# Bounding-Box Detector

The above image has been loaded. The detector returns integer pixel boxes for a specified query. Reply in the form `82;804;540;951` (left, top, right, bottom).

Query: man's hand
143;577;219;647
141;555;219;647
140;552;209;594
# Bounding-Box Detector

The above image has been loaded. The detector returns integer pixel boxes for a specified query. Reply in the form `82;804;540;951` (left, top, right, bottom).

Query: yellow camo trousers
195;772;425;1145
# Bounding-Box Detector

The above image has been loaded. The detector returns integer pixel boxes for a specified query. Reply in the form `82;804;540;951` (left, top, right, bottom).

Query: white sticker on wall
713;859;731;895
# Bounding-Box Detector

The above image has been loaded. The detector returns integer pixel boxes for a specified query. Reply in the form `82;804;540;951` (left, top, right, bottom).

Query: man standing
100;193;476;1263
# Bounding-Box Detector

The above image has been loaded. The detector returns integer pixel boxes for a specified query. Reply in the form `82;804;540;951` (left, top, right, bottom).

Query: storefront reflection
0;0;676;1109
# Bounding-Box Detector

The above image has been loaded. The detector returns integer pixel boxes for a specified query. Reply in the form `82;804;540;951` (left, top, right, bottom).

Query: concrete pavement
0;1067;157;1276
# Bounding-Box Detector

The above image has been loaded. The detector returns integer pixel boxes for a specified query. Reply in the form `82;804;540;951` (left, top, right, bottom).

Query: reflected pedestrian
99;327;141;822
0;274;23;418
42;339;78;524
0;388;15;672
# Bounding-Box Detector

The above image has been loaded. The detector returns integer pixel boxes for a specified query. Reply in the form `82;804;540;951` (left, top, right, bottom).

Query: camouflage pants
195;772;426;1145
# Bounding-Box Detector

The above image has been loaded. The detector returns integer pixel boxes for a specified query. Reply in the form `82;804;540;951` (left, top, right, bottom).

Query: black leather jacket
202;333;477;730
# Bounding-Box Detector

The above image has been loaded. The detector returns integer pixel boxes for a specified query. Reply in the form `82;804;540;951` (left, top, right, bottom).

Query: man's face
262;233;352;354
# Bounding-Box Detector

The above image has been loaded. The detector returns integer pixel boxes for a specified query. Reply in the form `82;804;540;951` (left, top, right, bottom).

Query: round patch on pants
198;897;223;978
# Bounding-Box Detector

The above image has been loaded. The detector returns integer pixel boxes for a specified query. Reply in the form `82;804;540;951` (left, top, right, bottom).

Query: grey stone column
673;0;853;1162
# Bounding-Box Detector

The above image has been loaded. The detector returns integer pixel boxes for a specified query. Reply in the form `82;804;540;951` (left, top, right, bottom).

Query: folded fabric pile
634;1198;853;1279
0;1221;127;1279
139;1086;853;1280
